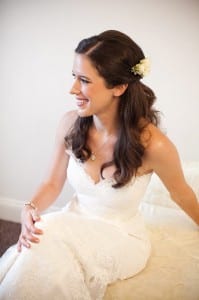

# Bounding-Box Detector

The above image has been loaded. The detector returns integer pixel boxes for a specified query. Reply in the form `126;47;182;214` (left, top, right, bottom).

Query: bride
0;30;198;300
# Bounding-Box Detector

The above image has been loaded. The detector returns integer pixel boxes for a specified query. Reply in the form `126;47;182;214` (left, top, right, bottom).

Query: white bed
105;162;199;300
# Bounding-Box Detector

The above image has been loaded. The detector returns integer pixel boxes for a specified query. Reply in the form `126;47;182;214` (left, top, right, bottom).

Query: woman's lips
76;98;89;107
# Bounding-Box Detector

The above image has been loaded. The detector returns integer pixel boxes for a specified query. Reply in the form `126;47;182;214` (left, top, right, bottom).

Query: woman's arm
17;110;77;251
145;126;199;226
27;111;74;212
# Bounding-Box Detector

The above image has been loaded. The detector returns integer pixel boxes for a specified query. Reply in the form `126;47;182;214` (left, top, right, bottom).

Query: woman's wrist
24;202;38;210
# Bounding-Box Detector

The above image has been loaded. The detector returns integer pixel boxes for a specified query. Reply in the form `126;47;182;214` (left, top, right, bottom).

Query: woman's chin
77;108;93;118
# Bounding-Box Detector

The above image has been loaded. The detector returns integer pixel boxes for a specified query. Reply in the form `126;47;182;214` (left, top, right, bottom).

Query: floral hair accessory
131;57;150;77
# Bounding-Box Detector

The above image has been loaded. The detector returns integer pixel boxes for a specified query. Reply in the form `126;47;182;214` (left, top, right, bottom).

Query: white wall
0;0;199;219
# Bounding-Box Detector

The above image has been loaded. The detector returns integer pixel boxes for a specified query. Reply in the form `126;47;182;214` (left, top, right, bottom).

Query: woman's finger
17;207;43;252
19;235;31;249
30;210;43;234
17;240;22;252
25;222;43;235
24;232;40;243
31;209;41;222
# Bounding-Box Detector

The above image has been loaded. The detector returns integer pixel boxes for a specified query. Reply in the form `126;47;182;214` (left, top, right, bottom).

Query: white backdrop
0;0;199;210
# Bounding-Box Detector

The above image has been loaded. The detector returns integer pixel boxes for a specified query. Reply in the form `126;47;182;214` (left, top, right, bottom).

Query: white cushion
142;161;199;209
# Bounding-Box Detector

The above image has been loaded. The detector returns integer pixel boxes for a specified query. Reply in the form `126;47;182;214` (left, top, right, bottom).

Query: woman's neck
92;102;120;136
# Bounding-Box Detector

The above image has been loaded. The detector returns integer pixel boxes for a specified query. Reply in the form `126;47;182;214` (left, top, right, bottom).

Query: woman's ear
113;83;128;97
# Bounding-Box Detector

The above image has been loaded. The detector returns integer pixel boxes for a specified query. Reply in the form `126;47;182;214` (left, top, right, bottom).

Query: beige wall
0;0;199;211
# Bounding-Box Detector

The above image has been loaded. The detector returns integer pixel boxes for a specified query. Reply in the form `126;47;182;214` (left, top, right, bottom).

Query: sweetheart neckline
70;156;152;187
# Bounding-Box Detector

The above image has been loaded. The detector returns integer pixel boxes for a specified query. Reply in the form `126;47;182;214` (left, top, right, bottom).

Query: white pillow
142;161;199;209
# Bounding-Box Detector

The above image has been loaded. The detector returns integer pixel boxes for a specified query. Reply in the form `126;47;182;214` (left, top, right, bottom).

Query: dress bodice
66;155;152;223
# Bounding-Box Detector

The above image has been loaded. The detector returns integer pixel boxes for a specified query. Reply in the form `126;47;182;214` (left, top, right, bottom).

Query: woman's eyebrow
72;72;92;81
80;74;91;79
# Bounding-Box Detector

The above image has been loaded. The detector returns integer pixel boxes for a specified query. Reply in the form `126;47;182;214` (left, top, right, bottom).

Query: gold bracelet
24;202;37;210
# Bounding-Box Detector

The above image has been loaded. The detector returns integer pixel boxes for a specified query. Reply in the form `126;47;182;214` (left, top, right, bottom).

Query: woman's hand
17;205;43;252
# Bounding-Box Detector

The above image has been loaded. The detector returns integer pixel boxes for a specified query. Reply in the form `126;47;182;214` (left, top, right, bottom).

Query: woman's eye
72;74;90;84
80;78;90;84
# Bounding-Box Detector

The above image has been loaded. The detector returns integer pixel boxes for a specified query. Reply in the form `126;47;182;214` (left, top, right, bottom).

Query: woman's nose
70;79;80;95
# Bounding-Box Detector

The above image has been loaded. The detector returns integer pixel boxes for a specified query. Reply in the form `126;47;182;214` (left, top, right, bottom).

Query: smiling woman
0;29;199;300
71;53;124;120
65;32;158;188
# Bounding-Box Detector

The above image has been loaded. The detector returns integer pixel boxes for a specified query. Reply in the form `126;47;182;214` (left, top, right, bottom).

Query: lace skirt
0;210;151;300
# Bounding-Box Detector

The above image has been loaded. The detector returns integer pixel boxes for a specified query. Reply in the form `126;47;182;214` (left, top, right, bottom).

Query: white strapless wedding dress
0;155;152;300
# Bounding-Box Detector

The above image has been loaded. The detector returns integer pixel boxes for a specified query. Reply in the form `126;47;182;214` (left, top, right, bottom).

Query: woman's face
70;54;119;118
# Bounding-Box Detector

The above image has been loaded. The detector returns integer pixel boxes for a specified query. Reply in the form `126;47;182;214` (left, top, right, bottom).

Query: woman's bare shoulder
56;110;78;141
143;123;178;161
59;110;78;132
61;110;78;125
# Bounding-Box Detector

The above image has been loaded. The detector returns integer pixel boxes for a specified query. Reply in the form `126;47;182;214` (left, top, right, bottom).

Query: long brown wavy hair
65;30;159;188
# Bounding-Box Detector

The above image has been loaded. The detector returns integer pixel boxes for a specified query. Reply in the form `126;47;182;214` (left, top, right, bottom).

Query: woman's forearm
28;181;64;213
171;185;199;226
